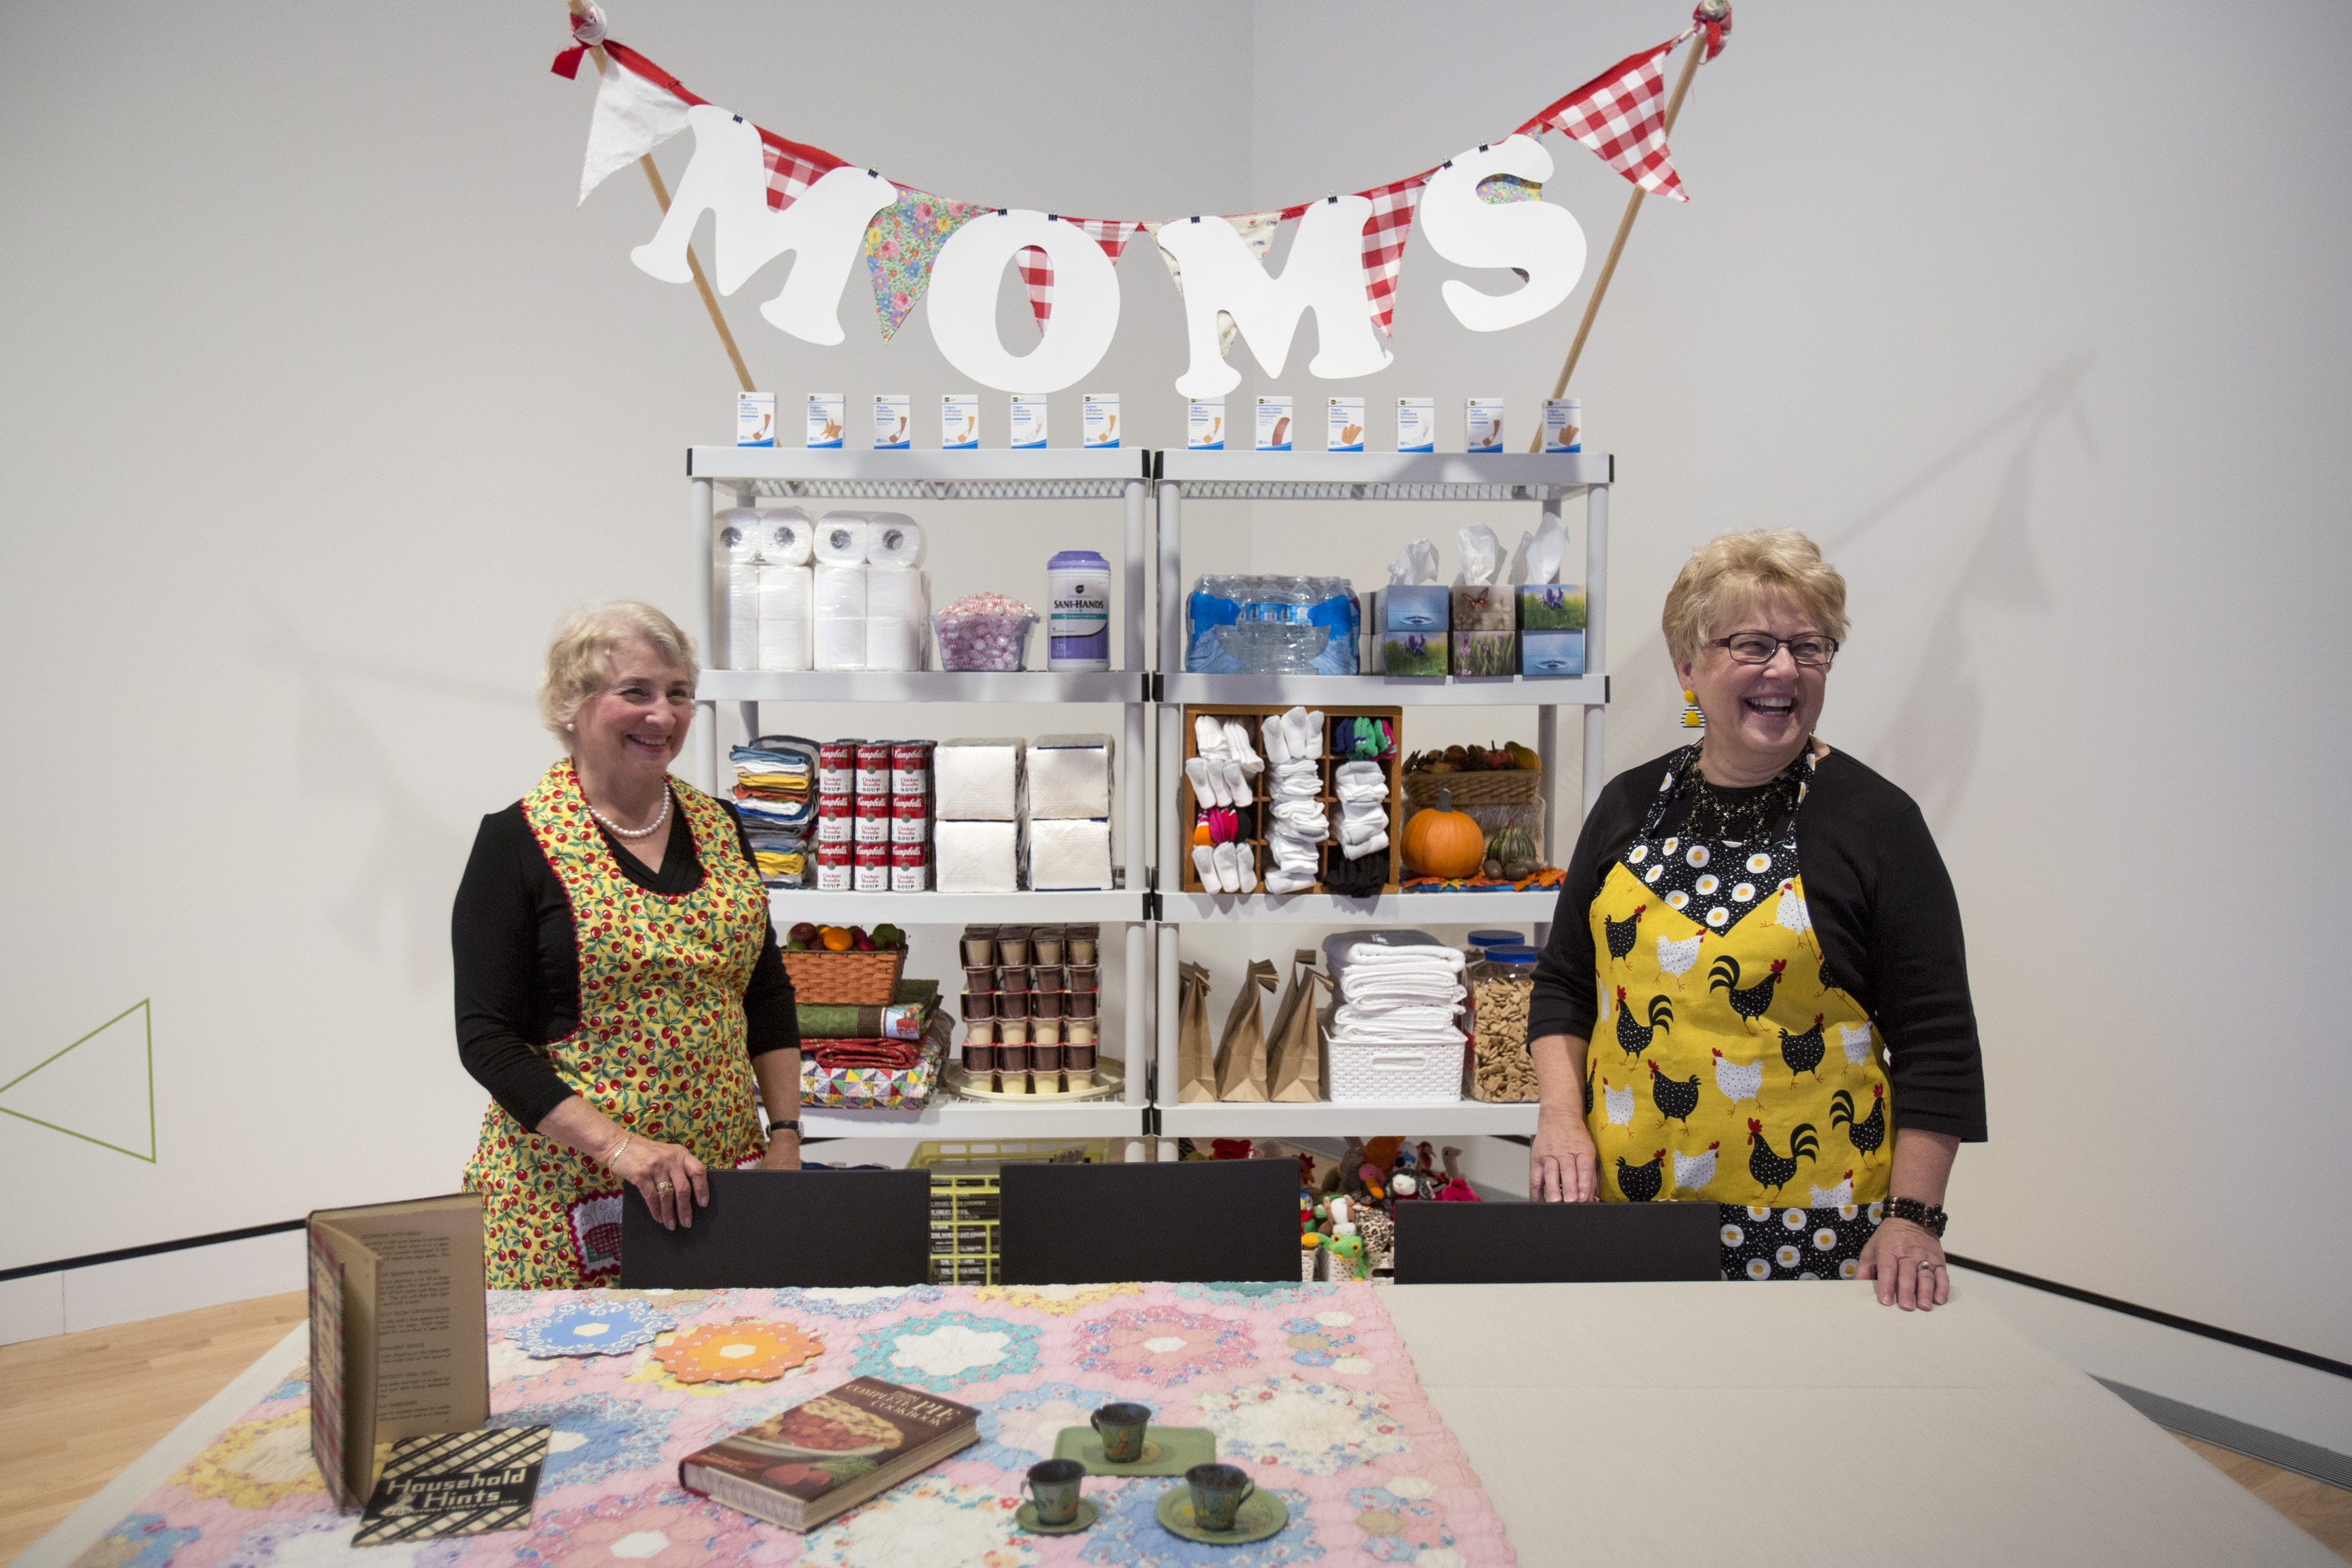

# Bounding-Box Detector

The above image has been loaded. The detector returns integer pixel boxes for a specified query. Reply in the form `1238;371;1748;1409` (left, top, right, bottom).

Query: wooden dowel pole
1527;33;1708;449
566;2;757;394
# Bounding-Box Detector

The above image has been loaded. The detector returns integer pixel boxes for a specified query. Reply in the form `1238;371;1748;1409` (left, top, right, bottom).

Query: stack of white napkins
935;739;1022;891
1330;940;1465;1044
1188;716;1264;894
1259;707;1326;895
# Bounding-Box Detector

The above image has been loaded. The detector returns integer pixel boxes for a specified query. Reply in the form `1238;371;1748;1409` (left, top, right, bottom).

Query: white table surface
20;1286;2338;1567
1381;1281;2339;1566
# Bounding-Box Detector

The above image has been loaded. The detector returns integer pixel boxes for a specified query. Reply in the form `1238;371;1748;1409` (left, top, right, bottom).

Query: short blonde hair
539;601;700;744
1661;528;1849;666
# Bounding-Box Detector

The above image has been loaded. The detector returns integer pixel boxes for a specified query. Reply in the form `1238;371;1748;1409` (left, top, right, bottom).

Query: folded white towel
1345;942;1465;971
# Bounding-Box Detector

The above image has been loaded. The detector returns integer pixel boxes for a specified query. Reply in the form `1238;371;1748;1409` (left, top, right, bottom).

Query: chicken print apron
1585;743;1896;1279
463;760;771;1289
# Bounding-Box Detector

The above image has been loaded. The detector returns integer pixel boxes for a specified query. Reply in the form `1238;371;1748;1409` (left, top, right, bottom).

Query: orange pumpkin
1403;789;1485;878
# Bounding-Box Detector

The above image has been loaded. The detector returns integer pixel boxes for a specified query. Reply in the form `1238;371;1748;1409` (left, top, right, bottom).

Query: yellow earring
1680;688;1705;729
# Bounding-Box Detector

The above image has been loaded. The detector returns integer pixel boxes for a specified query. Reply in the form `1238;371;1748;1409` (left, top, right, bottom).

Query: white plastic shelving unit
1148;448;1610;1145
686;447;1155;1136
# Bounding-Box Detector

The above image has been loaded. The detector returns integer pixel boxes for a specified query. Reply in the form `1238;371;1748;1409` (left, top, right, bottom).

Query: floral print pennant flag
864;187;989;339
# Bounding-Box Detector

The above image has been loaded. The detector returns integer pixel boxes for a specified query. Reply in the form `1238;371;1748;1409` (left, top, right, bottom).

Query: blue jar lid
1484;945;1540;965
1048;550;1109;570
1467;930;1526;947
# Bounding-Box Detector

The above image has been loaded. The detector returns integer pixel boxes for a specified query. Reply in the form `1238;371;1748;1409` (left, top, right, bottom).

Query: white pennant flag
579;57;692;205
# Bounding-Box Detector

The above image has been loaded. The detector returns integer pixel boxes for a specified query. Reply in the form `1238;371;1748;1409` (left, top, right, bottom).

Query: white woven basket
1328;1039;1466;1104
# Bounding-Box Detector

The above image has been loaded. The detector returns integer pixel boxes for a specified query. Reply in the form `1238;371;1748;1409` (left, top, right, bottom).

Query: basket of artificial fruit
1402;743;1545;875
780;922;909;1005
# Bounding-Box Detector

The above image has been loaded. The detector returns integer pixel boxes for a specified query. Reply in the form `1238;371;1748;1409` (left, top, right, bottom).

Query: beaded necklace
1671;739;1813;844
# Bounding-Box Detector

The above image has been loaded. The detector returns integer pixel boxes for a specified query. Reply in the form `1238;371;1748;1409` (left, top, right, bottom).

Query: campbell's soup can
854;793;891;843
815;842;852;891
891;742;933;796
854;842;890;891
891;843;929;891
855;742;892;797
816;793;854;843
818;742;855;795
891;794;930;844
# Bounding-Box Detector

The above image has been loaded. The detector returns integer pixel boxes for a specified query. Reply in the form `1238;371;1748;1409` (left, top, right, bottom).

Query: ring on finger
655;1179;676;1192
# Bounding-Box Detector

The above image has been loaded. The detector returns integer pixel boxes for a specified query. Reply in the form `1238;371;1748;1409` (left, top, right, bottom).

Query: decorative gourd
1403;789;1485;877
1486;823;1537;866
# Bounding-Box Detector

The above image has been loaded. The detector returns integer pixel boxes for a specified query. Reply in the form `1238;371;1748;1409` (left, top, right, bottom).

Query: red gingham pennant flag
1518;39;1687;201
758;129;848;212
1014;219;1149;334
1355;174;1428;336
1017;245;1054;334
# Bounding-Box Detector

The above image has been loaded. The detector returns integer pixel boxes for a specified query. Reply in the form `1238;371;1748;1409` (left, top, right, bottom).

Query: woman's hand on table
1857;1218;1950;1310
760;1130;801;1171
1529;1112;1598;1202
610;1134;710;1229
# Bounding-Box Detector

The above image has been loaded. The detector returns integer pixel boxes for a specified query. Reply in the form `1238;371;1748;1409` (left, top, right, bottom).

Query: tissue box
1381;629;1449;677
935;739;1022;821
1454;629;1517;677
935;820;1020;892
1382;585;1450;633
1451;584;1515;632
1521;630;1586;677
1029;735;1112;819
1517;583;1587;632
1029;819;1112;891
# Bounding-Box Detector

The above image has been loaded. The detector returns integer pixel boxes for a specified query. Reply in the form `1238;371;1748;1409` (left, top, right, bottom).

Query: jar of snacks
1468;944;1539;1102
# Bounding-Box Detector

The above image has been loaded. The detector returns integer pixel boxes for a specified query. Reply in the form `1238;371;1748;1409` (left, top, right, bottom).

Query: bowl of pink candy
932;593;1039;671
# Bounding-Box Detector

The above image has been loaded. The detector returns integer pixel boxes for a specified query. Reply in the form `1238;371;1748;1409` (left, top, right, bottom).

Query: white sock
1192;844;1221;892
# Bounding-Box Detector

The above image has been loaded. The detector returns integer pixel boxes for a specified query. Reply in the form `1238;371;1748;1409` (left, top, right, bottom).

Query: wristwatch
768;1118;800;1137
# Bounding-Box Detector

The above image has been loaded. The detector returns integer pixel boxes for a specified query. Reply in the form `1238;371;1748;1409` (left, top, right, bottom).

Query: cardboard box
1188;397;1225;450
1451;584;1515;632
1381;630;1449;677
806;393;844;448
1327;396;1365;452
1454;629;1517;677
1083;392;1120;448
1011;394;1047;449
1517;583;1588;631
1382;584;1450;633
736;392;776;448
1396;397;1435;453
942;393;978;449
873;394;910;450
1256;394;1293;452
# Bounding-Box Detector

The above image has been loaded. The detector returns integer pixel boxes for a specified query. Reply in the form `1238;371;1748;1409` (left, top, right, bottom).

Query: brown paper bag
1214;960;1279;1102
1177;961;1218;1103
1265;949;1330;1103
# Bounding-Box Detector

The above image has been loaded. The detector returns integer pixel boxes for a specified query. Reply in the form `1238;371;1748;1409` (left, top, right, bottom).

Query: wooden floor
1;1294;2346;1565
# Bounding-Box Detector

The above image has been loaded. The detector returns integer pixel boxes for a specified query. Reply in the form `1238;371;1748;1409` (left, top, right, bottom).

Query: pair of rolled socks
1261;706;1323;762
1194;715;1264;769
1191;842;1260;894
1265;866;1318;895
1185;756;1255;808
1334;760;1388;802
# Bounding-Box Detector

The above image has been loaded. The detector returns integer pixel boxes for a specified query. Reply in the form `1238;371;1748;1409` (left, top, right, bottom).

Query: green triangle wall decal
0;1000;156;1162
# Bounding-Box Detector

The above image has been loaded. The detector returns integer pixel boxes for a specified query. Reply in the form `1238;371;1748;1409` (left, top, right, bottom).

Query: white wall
2;2;2347;1367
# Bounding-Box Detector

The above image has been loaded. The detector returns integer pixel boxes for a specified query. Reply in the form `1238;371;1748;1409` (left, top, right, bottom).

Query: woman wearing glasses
1526;530;1986;1308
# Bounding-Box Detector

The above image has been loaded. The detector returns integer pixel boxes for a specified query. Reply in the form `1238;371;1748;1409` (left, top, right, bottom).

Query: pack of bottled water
1185;575;1361;674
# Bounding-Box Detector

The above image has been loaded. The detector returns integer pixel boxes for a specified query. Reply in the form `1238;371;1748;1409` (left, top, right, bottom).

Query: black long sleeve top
452;797;797;1132
1529;746;1987;1141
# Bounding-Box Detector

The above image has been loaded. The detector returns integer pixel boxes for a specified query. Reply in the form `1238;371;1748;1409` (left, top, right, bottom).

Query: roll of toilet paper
717;506;764;563
815;517;871;565
725;563;762;670
1029;818;1112;891
865;618;923;672
935;819;1020;893
815;618;866;671
757;619;811;672
865;515;924;566
865;566;929;621
756;506;814;565
815;562;867;619
759;563;813;622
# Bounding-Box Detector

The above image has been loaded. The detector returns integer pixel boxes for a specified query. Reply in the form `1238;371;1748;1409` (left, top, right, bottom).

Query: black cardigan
1529;746;1987;1141
452;797;797;1132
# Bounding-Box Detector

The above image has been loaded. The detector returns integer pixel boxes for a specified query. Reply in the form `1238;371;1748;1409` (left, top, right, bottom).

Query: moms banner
556;6;1729;395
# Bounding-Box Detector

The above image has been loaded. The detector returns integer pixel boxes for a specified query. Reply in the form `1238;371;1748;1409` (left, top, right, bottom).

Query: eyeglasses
1709;632;1838;669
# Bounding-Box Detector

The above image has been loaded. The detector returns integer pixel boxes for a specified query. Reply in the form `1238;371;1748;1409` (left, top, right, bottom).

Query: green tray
1053;1425;1216;1476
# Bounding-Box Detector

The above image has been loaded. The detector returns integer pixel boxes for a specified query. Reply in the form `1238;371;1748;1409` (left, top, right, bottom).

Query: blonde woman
453;602;800;1289
1526;531;1985;1308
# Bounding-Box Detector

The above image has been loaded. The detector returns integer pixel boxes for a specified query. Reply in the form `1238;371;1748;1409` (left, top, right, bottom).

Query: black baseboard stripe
0;1219;307;1285
1944;1254;2352;1380
2093;1378;2352;1488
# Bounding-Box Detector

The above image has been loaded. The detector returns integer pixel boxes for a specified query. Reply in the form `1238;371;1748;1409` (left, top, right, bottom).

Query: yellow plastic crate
918;1140;1107;1286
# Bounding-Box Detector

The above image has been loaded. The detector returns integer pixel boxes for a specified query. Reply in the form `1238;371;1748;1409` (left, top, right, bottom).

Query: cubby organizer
684;445;1610;1145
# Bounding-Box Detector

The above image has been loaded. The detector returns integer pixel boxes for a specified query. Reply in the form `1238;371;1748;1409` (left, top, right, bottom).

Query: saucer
1155;1484;1288;1544
1015;1498;1098;1535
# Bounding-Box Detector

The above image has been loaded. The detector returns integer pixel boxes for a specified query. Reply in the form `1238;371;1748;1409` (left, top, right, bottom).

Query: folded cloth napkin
809;1039;924;1069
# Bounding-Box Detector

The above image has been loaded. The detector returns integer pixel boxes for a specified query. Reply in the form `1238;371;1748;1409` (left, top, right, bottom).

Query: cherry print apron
1584;744;1897;1279
463;760;771;1289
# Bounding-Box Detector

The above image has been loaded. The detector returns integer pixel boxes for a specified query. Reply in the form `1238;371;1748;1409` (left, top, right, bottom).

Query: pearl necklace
588;788;671;840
